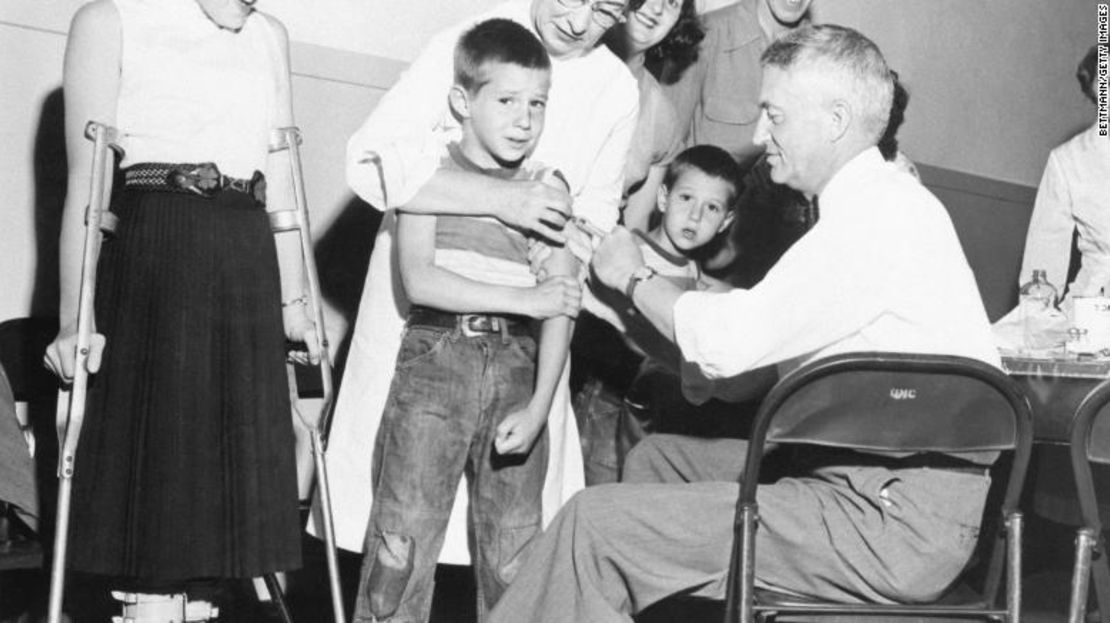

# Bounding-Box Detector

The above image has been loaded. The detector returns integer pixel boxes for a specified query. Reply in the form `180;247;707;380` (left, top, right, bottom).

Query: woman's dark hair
877;70;909;161
632;0;705;85
1077;45;1099;104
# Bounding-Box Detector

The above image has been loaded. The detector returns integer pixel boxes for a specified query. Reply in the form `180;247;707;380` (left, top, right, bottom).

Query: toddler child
573;144;743;484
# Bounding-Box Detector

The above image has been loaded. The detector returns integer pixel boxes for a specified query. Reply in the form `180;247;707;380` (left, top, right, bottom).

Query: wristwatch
624;265;658;300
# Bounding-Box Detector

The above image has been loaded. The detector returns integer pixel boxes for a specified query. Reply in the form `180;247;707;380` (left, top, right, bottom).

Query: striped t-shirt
432;143;566;293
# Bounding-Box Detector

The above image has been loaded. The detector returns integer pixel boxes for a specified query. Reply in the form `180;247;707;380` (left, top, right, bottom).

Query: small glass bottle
1019;269;1058;352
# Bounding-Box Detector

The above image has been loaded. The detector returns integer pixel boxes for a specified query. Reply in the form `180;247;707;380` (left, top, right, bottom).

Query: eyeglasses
554;0;628;29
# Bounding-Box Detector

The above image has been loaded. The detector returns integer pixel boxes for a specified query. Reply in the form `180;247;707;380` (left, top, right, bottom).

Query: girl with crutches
44;0;319;620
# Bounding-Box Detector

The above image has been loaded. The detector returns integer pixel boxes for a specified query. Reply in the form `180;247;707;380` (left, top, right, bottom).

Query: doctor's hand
591;227;646;292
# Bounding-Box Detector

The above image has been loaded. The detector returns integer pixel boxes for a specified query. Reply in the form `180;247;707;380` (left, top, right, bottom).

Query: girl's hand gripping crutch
268;126;347;623
46;121;123;623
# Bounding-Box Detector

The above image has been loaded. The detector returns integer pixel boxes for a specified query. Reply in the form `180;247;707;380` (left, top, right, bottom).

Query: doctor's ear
448;85;471;120
828;98;851;142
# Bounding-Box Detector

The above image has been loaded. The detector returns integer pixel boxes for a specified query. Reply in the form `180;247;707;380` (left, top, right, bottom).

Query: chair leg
1069;529;1096;623
1008;512;1023;623
1092;536;1110;623
263;573;294;623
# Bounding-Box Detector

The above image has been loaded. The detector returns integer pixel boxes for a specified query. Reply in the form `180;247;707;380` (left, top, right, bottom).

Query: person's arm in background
262;13;320;363
656;19;710;158
345;24;572;242
570;73;639;231
623;92;682;231
1021;150;1074;297
44;0;119;382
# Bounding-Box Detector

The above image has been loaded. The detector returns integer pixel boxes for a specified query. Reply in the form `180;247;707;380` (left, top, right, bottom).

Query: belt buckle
458;314;498;337
169;162;221;197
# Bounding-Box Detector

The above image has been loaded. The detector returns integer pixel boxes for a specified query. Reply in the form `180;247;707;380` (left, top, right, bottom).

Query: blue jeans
572;378;623;485
354;325;549;623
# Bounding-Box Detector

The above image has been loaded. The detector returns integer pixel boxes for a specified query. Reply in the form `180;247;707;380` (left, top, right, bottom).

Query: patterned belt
123;162;266;206
407;305;535;338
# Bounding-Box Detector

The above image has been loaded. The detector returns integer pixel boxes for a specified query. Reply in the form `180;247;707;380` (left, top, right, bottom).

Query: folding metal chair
1067;380;1110;623
0;364;42;572
723;351;1034;623
0;316;58;574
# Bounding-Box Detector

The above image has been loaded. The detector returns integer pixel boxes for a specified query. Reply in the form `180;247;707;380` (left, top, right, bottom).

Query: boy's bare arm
494;245;578;454
397;212;579;318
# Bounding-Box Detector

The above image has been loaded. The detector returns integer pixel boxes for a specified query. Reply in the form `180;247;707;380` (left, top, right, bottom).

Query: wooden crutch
268;126;347;623
47;120;122;623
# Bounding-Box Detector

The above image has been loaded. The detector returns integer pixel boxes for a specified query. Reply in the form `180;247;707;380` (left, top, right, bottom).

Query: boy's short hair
455;18;551;93
662;145;745;210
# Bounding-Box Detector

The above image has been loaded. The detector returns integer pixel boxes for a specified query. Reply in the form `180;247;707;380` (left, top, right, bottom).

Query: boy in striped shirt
353;18;579;623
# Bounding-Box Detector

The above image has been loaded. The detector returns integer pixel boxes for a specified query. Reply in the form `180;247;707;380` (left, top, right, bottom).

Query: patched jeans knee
363;531;415;621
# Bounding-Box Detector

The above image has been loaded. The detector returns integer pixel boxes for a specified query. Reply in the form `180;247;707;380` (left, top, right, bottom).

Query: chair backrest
1069;380;1110;534
0;317;60;402
740;352;1034;503
1073;380;1110;466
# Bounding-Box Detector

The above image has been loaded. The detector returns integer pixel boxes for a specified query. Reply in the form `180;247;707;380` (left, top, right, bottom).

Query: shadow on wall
31;88;67;320
314;194;382;381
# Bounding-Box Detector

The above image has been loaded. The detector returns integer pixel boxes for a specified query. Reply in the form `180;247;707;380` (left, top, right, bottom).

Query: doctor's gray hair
761;24;894;144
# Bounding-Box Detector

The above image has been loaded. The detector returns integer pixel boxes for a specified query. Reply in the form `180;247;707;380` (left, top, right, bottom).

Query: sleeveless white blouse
113;0;281;179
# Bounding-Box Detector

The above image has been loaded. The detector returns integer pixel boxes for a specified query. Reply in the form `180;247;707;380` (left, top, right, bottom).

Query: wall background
0;0;1103;327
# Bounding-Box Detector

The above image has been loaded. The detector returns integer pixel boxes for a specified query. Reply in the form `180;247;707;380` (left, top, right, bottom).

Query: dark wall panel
918;163;1038;323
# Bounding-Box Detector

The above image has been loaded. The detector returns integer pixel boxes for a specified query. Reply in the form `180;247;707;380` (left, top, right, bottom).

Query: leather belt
407;305;534;338
123;162;266;206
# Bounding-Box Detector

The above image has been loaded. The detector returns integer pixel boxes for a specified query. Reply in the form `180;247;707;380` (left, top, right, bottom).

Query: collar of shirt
812;146;887;221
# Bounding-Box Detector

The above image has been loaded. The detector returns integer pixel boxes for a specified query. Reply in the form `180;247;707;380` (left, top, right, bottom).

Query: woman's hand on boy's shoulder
493;179;572;244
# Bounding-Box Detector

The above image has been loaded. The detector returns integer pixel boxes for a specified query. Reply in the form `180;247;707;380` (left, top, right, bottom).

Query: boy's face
657;168;735;253
453;62;551;168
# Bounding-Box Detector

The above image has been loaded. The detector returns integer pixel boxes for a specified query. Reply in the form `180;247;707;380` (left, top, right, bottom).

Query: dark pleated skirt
68;186;302;582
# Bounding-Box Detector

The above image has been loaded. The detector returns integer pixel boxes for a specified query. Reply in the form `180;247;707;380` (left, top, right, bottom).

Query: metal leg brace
110;591;219;623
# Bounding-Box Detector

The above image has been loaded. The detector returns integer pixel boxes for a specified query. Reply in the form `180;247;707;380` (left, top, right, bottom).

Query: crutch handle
83;120;123;153
269;126;303;153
